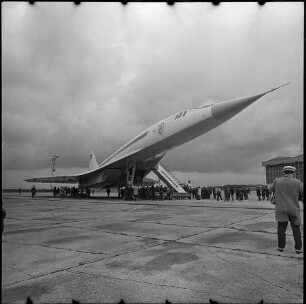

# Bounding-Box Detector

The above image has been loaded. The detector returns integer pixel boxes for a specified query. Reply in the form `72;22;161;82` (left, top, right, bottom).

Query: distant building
262;154;303;185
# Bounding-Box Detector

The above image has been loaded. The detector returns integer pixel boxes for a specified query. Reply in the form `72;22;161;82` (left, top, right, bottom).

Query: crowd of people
28;184;274;202
119;185;174;201
117;184;275;202
189;185;252;201
52;186;91;198
187;185;251;201
256;186;270;201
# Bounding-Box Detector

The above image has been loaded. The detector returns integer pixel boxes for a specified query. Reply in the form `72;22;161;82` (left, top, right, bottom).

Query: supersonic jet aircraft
25;83;288;189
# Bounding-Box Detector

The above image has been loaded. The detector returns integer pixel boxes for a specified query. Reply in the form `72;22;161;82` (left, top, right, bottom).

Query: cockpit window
193;104;213;109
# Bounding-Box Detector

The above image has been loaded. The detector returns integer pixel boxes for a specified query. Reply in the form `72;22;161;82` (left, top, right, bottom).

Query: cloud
2;2;303;188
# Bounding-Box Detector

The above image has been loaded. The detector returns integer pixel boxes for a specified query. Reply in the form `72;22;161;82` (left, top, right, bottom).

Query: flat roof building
262;154;303;185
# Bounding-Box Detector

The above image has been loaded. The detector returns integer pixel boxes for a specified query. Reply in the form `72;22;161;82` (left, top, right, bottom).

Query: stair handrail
159;162;183;187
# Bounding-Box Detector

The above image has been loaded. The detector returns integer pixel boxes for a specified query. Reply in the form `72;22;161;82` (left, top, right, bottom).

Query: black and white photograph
2;2;303;303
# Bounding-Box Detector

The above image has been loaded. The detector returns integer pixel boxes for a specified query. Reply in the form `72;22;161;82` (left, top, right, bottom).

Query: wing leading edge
25;175;79;184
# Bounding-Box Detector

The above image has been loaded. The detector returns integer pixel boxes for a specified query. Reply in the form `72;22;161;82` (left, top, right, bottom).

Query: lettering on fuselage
175;111;187;120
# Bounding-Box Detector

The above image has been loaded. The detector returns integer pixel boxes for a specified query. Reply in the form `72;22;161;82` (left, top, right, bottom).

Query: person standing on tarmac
265;186;270;200
243;187;248;200
224;185;230;202
270;166;303;254
165;187;170;200
151;185;156;201
230;186;235;201
256;186;261;201
106;188;111;198
134;186;139;201
216;186;222;201
31;185;36;198
159;186;164;201
197;187;201;200
2;206;6;234
212;187;216;200
261;187;266;200
235;188;240;200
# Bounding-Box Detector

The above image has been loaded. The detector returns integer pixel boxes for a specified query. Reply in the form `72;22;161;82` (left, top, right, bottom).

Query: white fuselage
100;104;222;168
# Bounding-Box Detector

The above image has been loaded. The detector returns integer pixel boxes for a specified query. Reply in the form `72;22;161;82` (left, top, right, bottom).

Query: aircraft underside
80;164;151;189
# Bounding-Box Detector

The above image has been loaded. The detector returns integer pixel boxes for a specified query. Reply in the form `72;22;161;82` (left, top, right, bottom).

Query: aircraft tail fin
89;149;99;171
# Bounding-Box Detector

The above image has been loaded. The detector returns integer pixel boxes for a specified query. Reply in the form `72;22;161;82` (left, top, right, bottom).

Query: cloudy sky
2;2;303;188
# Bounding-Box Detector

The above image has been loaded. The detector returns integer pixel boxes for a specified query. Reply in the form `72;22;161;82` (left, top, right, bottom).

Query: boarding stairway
153;162;187;194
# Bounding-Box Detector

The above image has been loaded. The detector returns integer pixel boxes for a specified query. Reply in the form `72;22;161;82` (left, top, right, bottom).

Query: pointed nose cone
211;83;289;122
211;92;266;121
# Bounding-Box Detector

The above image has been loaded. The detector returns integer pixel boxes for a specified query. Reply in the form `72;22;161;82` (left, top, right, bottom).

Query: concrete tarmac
2;193;304;303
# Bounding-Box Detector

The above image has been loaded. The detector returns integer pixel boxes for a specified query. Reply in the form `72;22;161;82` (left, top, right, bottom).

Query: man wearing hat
271;166;303;254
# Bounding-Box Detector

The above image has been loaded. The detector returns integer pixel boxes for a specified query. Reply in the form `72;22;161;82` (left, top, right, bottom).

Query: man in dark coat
265;186;270;200
216;186;222;201
159;187;164;201
224;186;230;202
256;186;261;201
271;166;303;254
151;186;156;201
212;187;216;200
106;188;111;198
230;186;235;201
261;187;266;200
2;207;6;234
31;185;36;198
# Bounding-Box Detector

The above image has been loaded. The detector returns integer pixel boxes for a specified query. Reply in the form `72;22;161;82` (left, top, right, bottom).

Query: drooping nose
211;92;266;122
211;83;289;122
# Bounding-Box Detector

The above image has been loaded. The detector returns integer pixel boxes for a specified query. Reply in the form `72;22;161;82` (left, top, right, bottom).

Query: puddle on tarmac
142;252;199;271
